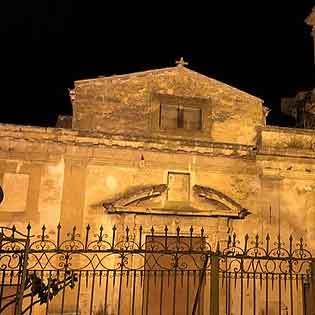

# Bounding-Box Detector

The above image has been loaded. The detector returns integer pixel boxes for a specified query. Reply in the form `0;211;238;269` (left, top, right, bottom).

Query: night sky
0;1;314;127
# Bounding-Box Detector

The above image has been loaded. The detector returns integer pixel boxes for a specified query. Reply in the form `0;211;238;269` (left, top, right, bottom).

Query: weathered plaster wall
38;158;64;231
0;123;314;250
0;130;65;233
83;150;259;243
1;65;315;315
0;119;315;315
256;126;315;248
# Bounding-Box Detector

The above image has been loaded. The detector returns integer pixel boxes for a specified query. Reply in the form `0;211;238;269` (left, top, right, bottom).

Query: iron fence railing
0;224;313;315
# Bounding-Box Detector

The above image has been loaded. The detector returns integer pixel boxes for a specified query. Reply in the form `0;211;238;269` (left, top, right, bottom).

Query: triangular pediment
78;66;261;102
74;63;264;144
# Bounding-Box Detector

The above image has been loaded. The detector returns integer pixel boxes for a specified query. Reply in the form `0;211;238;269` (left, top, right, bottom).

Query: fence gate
0;226;30;315
0;224;313;315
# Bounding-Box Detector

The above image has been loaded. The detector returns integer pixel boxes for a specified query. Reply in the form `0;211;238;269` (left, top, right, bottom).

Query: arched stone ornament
193;185;250;219
103;184;167;210
103;184;250;219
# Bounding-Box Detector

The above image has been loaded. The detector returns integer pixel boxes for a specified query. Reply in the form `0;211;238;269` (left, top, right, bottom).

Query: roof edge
75;66;177;84
75;64;263;102
180;67;263;102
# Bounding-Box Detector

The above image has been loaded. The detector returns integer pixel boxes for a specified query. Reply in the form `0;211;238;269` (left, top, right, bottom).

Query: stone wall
0;120;315;315
73;66;264;145
0;123;314;251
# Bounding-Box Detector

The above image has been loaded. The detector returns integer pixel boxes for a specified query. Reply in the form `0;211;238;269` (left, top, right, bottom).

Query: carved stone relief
102;183;250;219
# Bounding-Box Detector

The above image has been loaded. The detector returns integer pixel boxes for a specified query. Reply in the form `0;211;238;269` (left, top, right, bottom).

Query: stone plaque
0;173;29;212
167;172;190;202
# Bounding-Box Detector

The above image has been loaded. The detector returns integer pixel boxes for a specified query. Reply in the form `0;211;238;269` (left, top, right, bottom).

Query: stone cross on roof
175;57;189;67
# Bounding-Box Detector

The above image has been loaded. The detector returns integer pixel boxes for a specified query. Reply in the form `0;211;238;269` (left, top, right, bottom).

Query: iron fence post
15;234;30;315
210;254;219;315
192;253;209;315
311;258;315;315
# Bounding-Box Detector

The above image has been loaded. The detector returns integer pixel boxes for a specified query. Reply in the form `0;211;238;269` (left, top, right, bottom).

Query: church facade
0;62;315;314
0;62;314;243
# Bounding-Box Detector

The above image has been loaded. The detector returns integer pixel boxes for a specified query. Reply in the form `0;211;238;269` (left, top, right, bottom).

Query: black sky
0;1;314;127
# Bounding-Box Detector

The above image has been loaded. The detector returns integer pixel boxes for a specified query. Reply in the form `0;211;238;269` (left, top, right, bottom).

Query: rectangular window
160;104;178;129
183;106;202;130
160;104;202;131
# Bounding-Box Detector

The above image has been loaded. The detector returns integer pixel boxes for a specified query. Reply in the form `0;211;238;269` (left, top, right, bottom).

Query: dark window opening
160;104;202;131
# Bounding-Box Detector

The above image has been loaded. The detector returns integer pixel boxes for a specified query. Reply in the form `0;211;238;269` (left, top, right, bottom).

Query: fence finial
26;223;31;237
216;241;220;253
126;226;129;242
41;225;46;241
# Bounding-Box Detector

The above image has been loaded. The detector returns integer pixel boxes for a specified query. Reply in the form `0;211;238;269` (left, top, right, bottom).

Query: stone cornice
258;125;315;136
3;124;315;162
0;124;256;159
257;126;315;159
105;207;245;219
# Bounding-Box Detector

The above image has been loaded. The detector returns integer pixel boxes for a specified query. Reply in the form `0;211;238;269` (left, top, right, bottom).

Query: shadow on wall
0;186;3;205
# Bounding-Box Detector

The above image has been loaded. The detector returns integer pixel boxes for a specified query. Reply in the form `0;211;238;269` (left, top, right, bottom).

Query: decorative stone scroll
193;185;250;219
103;183;250;219
103;184;167;210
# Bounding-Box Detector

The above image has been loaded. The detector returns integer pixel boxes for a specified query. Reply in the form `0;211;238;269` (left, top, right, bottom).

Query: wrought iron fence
0;224;314;315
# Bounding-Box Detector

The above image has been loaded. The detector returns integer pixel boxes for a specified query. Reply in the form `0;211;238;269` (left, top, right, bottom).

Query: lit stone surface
0;173;29;211
73;66;264;145
0;65;314;314
0;66;313;244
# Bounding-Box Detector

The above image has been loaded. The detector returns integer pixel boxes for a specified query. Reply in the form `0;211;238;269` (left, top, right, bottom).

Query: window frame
0;162;41;223
150;93;211;138
159;104;203;131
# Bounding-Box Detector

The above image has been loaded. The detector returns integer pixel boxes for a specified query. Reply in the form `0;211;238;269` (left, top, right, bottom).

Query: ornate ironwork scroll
0;224;312;315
